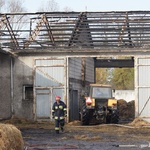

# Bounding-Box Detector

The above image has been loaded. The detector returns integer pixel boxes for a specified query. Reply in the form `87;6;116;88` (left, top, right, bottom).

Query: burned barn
1;11;150;122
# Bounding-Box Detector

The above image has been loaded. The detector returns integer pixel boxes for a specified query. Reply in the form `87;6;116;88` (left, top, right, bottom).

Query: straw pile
74;134;102;141
68;120;81;126
0;123;23;150
129;117;150;127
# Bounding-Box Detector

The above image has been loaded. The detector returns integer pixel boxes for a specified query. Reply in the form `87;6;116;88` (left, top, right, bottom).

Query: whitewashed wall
113;90;135;102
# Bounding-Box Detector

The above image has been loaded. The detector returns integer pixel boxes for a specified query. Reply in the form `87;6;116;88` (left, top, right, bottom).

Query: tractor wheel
110;110;119;124
106;114;111;124
80;100;90;125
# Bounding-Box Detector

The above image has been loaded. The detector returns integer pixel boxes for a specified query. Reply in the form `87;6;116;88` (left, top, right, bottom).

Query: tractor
80;84;119;125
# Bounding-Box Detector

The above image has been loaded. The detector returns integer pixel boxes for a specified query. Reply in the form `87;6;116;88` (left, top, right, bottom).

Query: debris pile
0;123;24;150
117;99;135;120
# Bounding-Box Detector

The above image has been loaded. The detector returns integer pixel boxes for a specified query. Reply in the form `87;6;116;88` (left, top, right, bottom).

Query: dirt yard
2;118;150;150
2;101;150;150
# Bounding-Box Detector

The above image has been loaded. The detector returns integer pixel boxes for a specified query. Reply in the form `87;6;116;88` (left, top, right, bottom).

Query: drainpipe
10;57;14;117
66;57;69;123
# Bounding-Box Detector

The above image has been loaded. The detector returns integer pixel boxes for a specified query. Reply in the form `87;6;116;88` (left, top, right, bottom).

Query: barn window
23;85;33;100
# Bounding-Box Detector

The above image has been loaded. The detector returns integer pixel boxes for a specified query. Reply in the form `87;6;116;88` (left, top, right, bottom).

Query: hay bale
0;123;23;150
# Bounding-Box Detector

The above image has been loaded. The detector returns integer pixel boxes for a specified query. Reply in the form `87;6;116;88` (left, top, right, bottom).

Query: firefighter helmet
55;96;61;100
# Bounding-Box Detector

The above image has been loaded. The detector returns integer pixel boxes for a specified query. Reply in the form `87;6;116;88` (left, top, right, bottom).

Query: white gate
135;57;150;122
34;58;67;120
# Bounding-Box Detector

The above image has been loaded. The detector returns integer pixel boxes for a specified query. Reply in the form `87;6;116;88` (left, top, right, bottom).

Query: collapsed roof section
1;11;150;51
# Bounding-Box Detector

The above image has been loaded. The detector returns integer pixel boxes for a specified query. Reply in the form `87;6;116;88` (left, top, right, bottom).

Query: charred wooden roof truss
1;11;150;52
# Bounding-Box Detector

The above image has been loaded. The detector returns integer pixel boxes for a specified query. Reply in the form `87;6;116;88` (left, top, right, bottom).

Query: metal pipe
10;57;14;116
66;56;69;123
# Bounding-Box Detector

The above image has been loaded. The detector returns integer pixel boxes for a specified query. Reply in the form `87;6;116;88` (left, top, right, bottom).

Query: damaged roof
1;11;150;52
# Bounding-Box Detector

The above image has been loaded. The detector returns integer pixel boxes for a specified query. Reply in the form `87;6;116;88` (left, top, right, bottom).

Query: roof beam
2;15;19;50
24;14;55;48
118;12;133;47
1;11;150;50
43;15;55;46
68;12;93;47
95;59;134;68
23;14;46;48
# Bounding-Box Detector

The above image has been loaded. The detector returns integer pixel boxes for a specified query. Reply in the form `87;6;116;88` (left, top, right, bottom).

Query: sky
24;0;150;12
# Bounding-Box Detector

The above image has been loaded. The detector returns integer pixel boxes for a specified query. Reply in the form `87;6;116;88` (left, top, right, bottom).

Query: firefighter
52;96;67;134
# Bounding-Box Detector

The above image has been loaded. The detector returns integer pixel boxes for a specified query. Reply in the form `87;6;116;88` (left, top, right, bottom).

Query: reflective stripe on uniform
55;127;59;130
59;105;63;109
60;116;64;120
64;108;67;111
55;116;58;119
55;106;58;109
52;110;55;112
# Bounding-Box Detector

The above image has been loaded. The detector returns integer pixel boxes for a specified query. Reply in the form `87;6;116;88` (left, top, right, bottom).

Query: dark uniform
52;97;67;134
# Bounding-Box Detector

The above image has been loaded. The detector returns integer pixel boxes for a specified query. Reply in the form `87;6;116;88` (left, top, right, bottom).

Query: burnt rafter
0;16;6;36
126;13;133;46
68;12;93;47
0;16;6;29
2;11;150;51
118;12;133;47
23;14;46;48
1;15;19;50
43;16;55;46
24;14;55;48
118;13;127;46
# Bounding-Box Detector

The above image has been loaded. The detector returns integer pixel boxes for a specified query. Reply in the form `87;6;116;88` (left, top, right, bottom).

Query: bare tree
0;0;26;13
0;0;28;49
63;6;72;12
38;0;59;12
3;0;27;31
6;0;26;13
